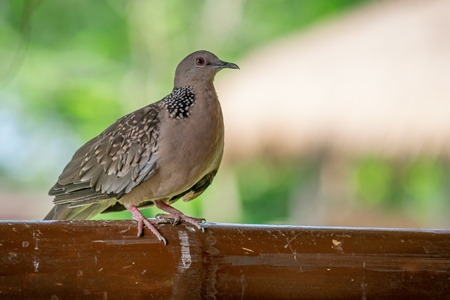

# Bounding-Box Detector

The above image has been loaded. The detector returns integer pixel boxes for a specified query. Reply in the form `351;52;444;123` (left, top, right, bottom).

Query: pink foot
154;200;206;232
127;205;167;245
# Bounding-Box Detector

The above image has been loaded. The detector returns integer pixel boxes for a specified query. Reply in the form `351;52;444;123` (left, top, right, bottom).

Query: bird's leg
154;200;206;232
126;205;167;245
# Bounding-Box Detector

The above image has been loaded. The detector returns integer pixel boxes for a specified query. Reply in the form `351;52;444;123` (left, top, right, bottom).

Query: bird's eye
195;57;206;66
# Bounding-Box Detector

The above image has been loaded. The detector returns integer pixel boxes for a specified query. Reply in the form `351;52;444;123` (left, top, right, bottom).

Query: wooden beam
1;221;449;299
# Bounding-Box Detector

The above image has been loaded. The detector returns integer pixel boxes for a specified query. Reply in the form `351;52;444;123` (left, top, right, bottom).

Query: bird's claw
154;212;206;232
129;209;168;245
158;236;168;246
134;216;144;237
136;226;143;237
155;213;180;226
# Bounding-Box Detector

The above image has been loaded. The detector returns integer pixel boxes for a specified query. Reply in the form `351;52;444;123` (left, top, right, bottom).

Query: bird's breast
161;88;224;176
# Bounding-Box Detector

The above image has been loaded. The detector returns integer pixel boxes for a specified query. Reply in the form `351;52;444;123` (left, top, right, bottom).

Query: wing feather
48;104;161;209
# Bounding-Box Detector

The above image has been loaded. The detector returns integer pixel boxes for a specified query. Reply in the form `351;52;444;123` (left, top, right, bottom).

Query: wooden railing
1;221;449;299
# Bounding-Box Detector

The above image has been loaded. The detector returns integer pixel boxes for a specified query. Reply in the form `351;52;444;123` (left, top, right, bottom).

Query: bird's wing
49;104;161;207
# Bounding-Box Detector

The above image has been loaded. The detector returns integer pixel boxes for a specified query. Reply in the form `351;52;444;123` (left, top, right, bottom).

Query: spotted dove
45;50;239;244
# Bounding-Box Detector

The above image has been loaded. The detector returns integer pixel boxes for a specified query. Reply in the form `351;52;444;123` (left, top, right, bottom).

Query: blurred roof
218;0;450;161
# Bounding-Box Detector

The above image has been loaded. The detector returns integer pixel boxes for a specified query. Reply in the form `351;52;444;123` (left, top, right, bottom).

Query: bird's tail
44;200;116;220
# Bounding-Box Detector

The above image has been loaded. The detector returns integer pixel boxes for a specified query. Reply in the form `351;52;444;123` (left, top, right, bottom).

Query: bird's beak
214;60;240;70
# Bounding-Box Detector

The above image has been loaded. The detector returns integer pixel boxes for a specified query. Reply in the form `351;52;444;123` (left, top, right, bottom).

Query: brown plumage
45;50;239;244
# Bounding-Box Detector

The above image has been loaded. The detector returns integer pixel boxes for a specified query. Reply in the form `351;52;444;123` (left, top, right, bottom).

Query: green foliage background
1;0;448;227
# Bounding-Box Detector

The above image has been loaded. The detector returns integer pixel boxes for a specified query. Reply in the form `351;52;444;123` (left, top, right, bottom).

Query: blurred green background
0;0;449;228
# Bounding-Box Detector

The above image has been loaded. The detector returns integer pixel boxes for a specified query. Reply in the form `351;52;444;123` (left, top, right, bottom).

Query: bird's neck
174;77;218;97
162;81;219;120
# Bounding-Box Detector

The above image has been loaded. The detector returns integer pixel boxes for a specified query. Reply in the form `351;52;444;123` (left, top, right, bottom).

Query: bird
45;50;239;245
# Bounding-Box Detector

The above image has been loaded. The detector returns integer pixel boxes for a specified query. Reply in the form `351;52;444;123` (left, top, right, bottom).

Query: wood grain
1;221;449;299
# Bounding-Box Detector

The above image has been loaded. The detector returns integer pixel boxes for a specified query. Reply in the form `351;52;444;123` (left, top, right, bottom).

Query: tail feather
44;199;117;220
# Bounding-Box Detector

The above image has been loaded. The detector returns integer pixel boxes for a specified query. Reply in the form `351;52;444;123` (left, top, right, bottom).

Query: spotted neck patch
163;86;195;119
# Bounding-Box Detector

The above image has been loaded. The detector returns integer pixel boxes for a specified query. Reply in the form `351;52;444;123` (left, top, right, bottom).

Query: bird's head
174;50;239;87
